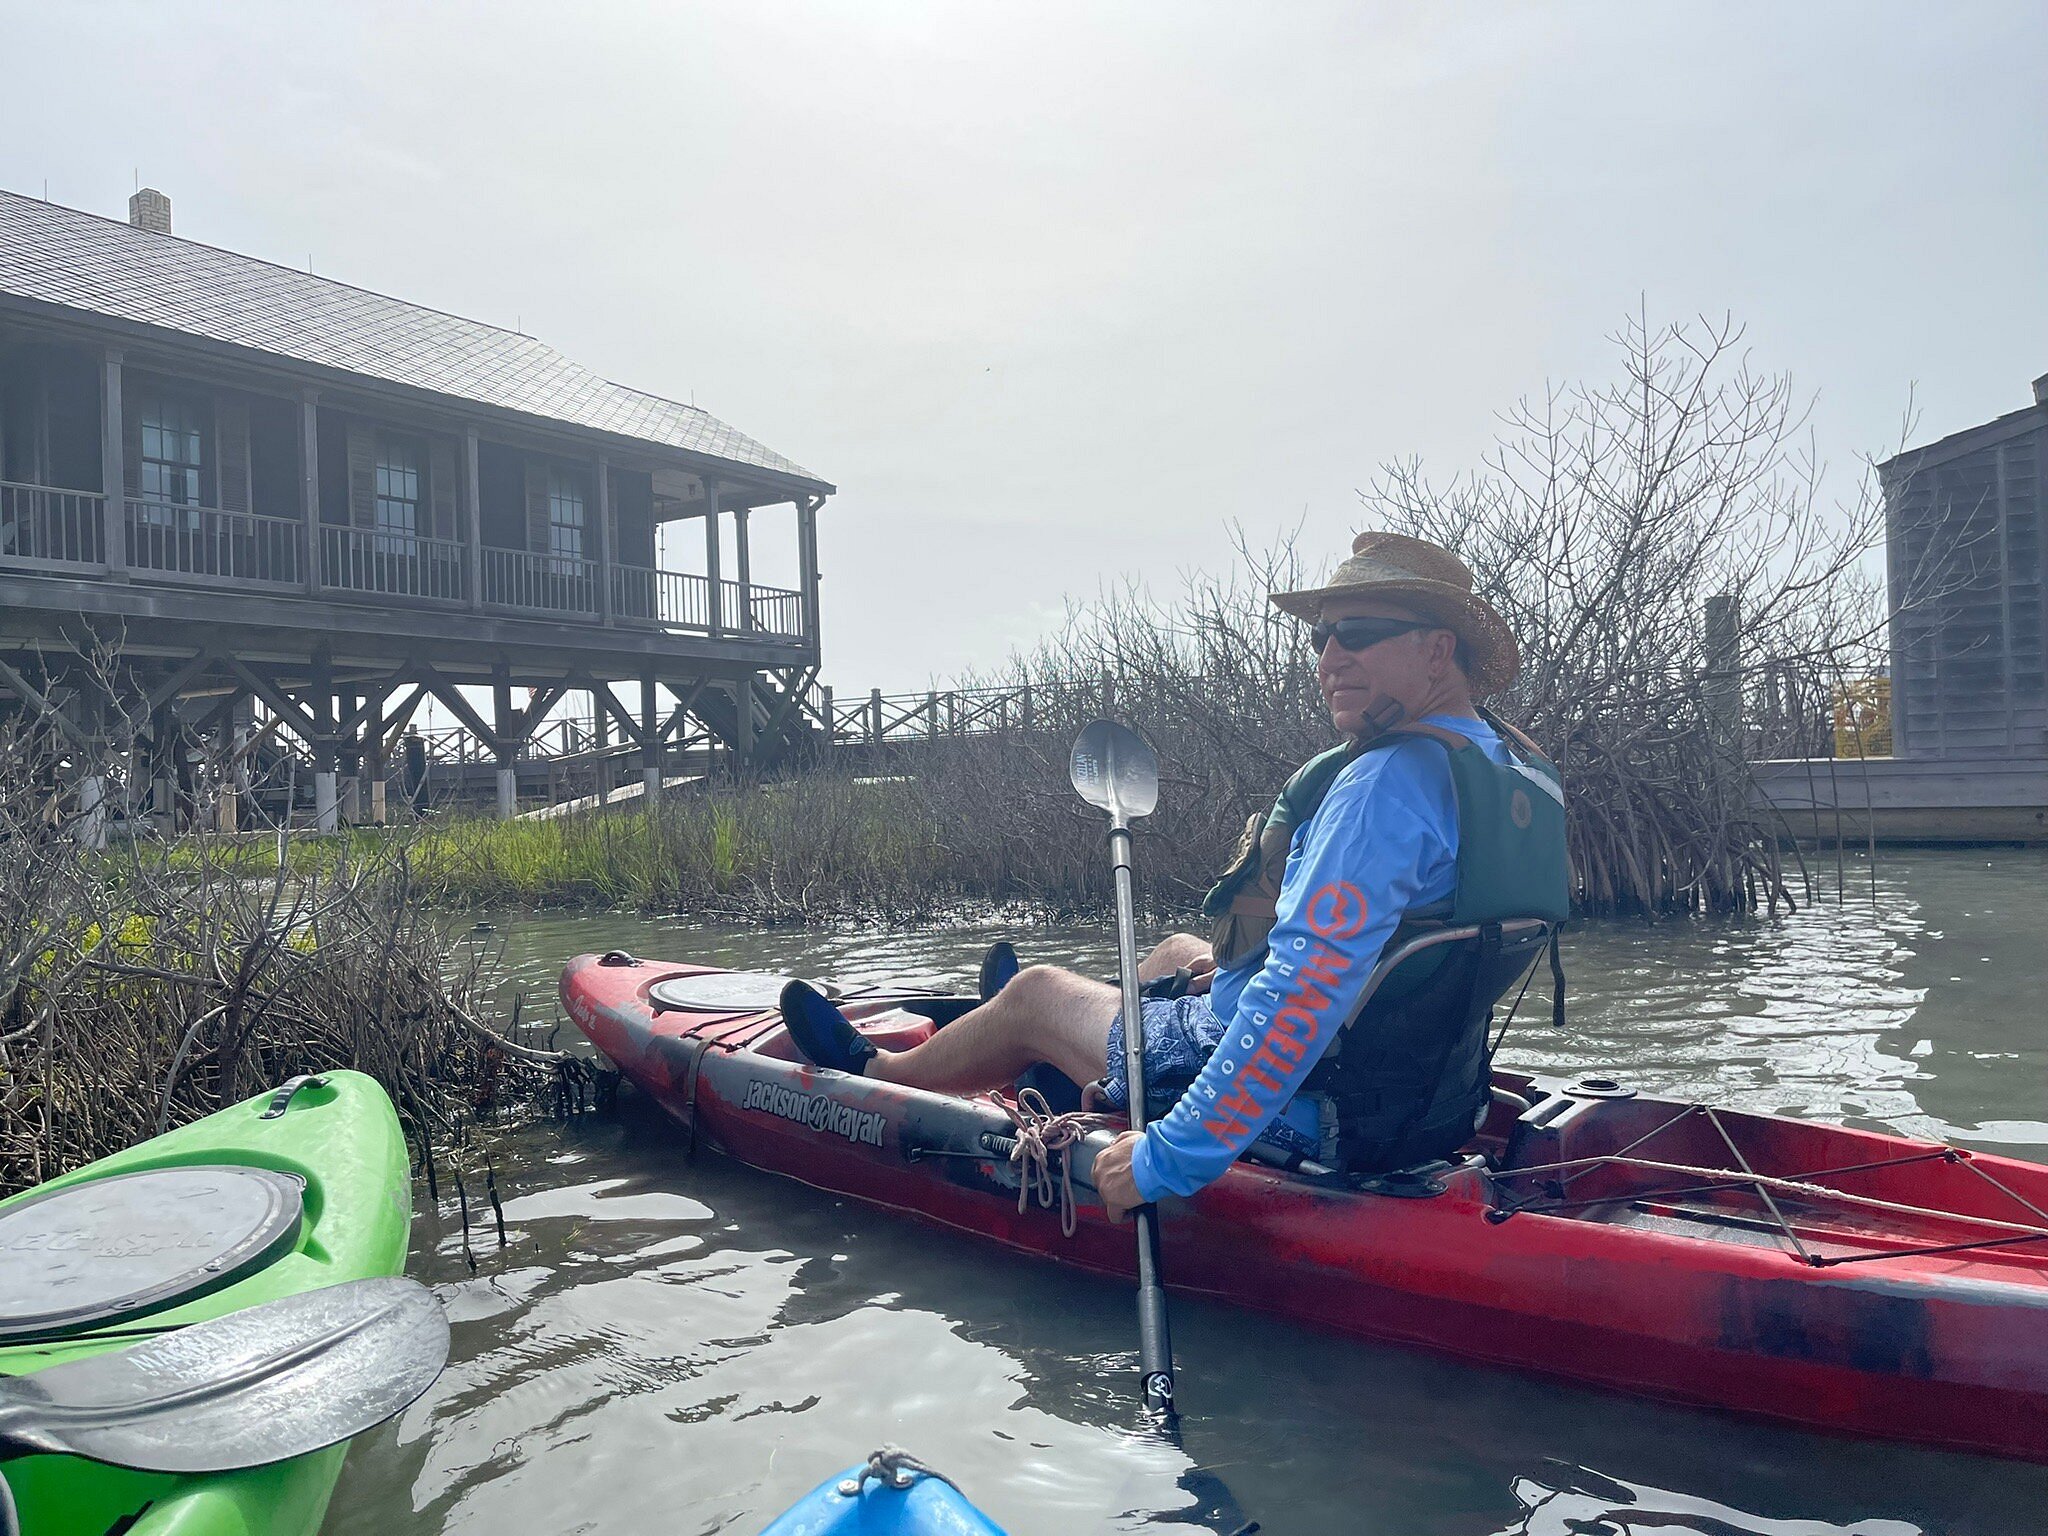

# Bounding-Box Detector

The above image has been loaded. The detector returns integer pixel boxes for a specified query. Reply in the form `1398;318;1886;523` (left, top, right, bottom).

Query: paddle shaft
1107;820;1177;1423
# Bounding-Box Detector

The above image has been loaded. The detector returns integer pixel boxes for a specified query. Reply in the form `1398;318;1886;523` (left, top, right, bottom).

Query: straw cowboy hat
1270;531;1520;695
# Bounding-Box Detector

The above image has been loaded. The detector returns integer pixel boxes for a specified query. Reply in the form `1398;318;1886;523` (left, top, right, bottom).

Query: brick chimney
128;187;172;235
2034;371;2048;408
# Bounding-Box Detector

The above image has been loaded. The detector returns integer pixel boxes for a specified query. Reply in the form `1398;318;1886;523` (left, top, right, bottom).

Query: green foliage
406;775;1032;923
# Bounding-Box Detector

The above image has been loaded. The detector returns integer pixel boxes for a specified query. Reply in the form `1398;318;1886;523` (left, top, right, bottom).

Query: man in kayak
780;531;1569;1219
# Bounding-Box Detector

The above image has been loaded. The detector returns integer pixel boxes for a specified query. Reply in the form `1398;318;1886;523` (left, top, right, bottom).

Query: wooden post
593;683;612;803
733;675;755;766
733;506;753;633
927;691;939;740
100;348;127;579
797;496;821;646
819;684;835;755
364;689;387;825
641;672;662;806
297;390;320;592
702;480;724;636
338;688;362;825
463;428;485;611
1703;593;1744;826
311;648;339;832
869;687;883;744
594;453;614;624
492;664;516;819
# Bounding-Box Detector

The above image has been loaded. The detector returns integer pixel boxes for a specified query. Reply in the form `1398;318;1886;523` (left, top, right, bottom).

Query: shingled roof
0;189;828;490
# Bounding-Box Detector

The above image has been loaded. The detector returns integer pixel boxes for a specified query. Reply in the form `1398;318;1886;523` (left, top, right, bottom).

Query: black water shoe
778;980;876;1075
977;941;1020;1003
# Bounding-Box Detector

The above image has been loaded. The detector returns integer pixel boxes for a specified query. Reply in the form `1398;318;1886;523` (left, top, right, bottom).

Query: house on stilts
0;186;832;828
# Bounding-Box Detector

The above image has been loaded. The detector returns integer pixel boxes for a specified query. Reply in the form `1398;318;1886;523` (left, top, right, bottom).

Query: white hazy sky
5;2;2044;694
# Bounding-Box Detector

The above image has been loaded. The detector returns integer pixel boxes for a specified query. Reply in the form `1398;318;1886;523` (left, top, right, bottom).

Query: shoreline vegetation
5;317;1912;1191
0;715;571;1197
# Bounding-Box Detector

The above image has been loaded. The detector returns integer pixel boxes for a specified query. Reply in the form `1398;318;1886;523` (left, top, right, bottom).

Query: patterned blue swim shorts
1100;995;1319;1158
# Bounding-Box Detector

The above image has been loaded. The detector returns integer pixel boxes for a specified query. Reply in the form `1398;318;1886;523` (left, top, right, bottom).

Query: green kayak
0;1071;414;1535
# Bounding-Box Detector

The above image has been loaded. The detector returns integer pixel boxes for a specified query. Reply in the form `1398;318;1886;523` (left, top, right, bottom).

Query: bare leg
867;966;1118;1094
1136;931;1212;984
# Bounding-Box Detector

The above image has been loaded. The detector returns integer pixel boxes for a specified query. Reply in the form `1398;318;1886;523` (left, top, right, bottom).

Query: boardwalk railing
816;681;1118;746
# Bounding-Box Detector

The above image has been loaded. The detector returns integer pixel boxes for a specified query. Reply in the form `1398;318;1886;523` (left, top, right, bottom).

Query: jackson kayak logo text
741;1078;885;1147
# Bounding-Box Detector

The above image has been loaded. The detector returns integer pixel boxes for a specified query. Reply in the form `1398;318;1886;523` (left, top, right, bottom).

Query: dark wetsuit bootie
977;941;1020;1003
778;980;876;1075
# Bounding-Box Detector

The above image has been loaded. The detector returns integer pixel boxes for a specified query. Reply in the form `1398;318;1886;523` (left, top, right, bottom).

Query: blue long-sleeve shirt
1129;714;1504;1202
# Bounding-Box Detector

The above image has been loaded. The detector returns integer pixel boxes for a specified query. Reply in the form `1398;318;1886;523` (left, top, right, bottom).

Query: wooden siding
1886;420;2047;759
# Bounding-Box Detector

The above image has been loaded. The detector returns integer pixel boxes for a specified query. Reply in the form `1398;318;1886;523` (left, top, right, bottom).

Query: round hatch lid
0;1164;306;1342
649;971;796;1013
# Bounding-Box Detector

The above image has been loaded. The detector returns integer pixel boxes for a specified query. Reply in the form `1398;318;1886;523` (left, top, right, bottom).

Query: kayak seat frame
1289;916;1559;1187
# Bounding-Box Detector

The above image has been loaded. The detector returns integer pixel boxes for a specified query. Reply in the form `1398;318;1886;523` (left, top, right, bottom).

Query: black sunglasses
1309;617;1433;654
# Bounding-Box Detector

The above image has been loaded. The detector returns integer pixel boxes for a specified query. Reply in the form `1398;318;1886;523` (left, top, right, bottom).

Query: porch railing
126;500;303;588
0;482;105;571
483;546;597;616
2;478;810;646
735;582;805;640
614;565;712;629
321;526;466;603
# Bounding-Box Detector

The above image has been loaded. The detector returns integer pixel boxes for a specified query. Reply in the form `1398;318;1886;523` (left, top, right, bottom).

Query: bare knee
1139;932;1211;981
1003;964;1070;1007
996;965;1116;1085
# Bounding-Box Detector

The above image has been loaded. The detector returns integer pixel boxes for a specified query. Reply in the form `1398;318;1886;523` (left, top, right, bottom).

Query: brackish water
328;850;2048;1535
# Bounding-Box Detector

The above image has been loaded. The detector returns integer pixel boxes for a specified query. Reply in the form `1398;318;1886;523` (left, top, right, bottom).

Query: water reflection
327;849;2048;1534
1495;1465;1920;1535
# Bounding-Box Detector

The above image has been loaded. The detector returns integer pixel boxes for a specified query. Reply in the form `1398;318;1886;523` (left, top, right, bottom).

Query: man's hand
1093;1129;1146;1224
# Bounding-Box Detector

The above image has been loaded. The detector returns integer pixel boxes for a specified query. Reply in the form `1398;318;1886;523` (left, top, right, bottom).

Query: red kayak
561;952;2048;1462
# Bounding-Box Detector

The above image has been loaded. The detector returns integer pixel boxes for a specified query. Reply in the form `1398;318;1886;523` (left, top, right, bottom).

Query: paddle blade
1069;719;1159;821
0;1277;448;1474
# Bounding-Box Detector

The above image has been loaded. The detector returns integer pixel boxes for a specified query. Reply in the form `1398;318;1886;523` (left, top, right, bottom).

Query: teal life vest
1200;716;1571;1173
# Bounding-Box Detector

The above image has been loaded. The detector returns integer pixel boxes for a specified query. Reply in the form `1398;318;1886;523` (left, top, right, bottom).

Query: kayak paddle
1068;718;1177;1424
0;1276;447;1480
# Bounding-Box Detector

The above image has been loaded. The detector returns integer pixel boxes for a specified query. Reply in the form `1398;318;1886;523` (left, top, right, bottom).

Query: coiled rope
837;1445;965;1498
992;1088;1112;1238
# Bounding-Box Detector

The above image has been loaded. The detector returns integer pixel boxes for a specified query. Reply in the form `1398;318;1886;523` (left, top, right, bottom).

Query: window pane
138;392;205;526
374;436;423;551
546;468;584;563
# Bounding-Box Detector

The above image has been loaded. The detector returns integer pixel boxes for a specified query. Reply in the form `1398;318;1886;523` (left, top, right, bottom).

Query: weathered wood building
1880;373;2045;760
0;187;832;826
1751;369;2047;842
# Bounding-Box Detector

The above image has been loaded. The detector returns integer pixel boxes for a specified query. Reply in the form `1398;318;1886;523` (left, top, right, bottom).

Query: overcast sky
5;2;2044;695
